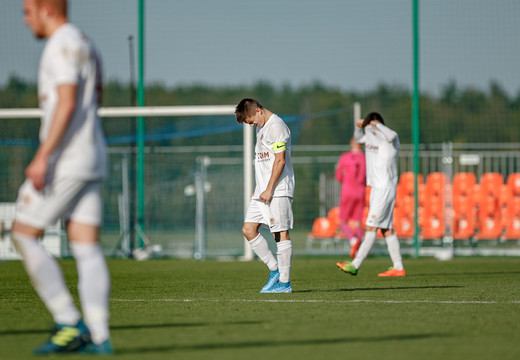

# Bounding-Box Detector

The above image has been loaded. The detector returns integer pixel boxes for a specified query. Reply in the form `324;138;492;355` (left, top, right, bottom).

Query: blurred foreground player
236;98;295;293
335;137;366;258
337;112;405;277
12;0;112;354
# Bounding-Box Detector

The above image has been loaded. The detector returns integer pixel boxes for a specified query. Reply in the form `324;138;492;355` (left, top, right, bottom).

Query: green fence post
412;0;420;258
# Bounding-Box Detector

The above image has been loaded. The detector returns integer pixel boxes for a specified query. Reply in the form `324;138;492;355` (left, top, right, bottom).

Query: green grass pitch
1;257;519;359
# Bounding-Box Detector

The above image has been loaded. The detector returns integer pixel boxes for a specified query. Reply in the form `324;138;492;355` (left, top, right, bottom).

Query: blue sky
2;0;519;97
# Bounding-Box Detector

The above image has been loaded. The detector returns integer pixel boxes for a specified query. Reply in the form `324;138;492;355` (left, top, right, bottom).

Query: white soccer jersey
38;23;107;181
354;123;399;189
252;114;295;199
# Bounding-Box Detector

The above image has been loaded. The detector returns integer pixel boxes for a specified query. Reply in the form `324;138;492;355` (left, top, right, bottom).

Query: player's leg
66;181;112;353
271;230;292;293
378;228;405;277
12;222;82;326
338;188;386;275
11;179;87;354
243;200;279;292
264;197;293;293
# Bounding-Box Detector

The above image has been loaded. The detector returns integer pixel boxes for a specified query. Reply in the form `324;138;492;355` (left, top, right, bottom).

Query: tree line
1;76;519;145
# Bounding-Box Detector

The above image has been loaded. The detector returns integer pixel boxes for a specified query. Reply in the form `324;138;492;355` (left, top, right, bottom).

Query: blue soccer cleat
260;269;280;293
80;339;114;355
266;281;292;293
33;320;91;355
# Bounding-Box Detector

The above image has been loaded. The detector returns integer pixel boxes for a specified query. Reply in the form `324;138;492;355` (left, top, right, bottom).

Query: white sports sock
352;231;377;269
12;232;80;325
276;240;292;283
70;242;111;344
249;233;278;271
385;233;404;270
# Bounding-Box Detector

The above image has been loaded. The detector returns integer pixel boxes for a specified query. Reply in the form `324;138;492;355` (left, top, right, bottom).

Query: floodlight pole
412;0;420;258
136;0;146;248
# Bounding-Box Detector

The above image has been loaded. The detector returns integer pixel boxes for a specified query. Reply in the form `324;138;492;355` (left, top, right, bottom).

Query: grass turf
0;257;519;359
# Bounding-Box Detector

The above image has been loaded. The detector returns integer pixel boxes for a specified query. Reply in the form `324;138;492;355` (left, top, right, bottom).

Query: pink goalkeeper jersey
336;150;366;221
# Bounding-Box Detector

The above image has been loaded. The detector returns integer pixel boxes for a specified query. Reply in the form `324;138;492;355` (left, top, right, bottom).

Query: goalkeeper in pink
335;137;366;258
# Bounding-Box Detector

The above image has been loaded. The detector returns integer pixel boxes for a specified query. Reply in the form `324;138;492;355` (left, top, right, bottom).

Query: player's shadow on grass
329;285;463;293
0;320;262;337
115;332;451;354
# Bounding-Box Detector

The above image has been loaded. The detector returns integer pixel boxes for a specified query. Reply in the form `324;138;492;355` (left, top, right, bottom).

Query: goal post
0;105;255;260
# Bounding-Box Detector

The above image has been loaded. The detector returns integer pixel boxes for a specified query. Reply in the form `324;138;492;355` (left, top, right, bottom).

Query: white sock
352;231;377;269
70;242;111;344
276;240;292;283
249;233;278;271
12;232;80;325
385;233;404;270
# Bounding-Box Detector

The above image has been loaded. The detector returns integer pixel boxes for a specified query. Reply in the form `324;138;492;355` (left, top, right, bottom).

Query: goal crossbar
0;105;236;119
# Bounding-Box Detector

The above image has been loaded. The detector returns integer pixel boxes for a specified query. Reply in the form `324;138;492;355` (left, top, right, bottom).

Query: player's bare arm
26;84;77;190
259;150;286;204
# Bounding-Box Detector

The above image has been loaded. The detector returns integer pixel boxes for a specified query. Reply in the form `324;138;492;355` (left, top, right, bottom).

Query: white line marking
111;298;519;304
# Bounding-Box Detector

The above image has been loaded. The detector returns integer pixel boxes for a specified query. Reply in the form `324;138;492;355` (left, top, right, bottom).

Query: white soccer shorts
245;197;293;232
15;178;103;230
366;187;396;230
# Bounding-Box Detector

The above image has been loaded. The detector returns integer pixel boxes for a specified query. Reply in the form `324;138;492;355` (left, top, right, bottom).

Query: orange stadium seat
478;194;500;220
479;172;504;198
476;216;502;240
399;172;424;196
453;194;475;217
308;217;336;239
506;173;520;196
453;172;476;198
498;185;512;209
503;217;520;240
421;216;444;239
421;196;444;239
394;213;414;238
453;215;476;240
418;183;427;207
426;172;447;198
327;207;340;235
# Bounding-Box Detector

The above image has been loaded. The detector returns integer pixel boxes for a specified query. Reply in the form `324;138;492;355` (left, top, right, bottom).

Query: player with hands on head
235;98;295;293
337;112;406;277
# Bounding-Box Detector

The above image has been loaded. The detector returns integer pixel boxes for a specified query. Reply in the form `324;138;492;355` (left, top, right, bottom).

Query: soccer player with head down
337;112;406;277
235;98;295;293
12;0;112;354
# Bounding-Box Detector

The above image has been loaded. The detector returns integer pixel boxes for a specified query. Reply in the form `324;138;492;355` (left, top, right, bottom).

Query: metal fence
1;142;519;260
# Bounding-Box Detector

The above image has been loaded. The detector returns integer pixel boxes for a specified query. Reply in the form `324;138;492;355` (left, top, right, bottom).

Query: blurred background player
335;137;366;258
11;0;112;354
337;112;405;277
235;98;295;293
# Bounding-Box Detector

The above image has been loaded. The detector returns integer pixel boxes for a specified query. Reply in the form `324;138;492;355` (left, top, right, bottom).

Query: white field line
111;298;520;304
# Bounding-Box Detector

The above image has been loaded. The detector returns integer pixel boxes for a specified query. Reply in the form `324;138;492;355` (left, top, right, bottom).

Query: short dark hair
362;112;385;127
235;98;263;124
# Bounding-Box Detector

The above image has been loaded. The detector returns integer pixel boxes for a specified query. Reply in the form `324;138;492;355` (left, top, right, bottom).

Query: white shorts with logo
15;178;103;230
245;197;293;232
366;187;396;229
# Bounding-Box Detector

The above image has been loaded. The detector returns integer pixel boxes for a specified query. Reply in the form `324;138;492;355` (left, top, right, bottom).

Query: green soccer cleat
33;320;91;355
336;261;358;275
